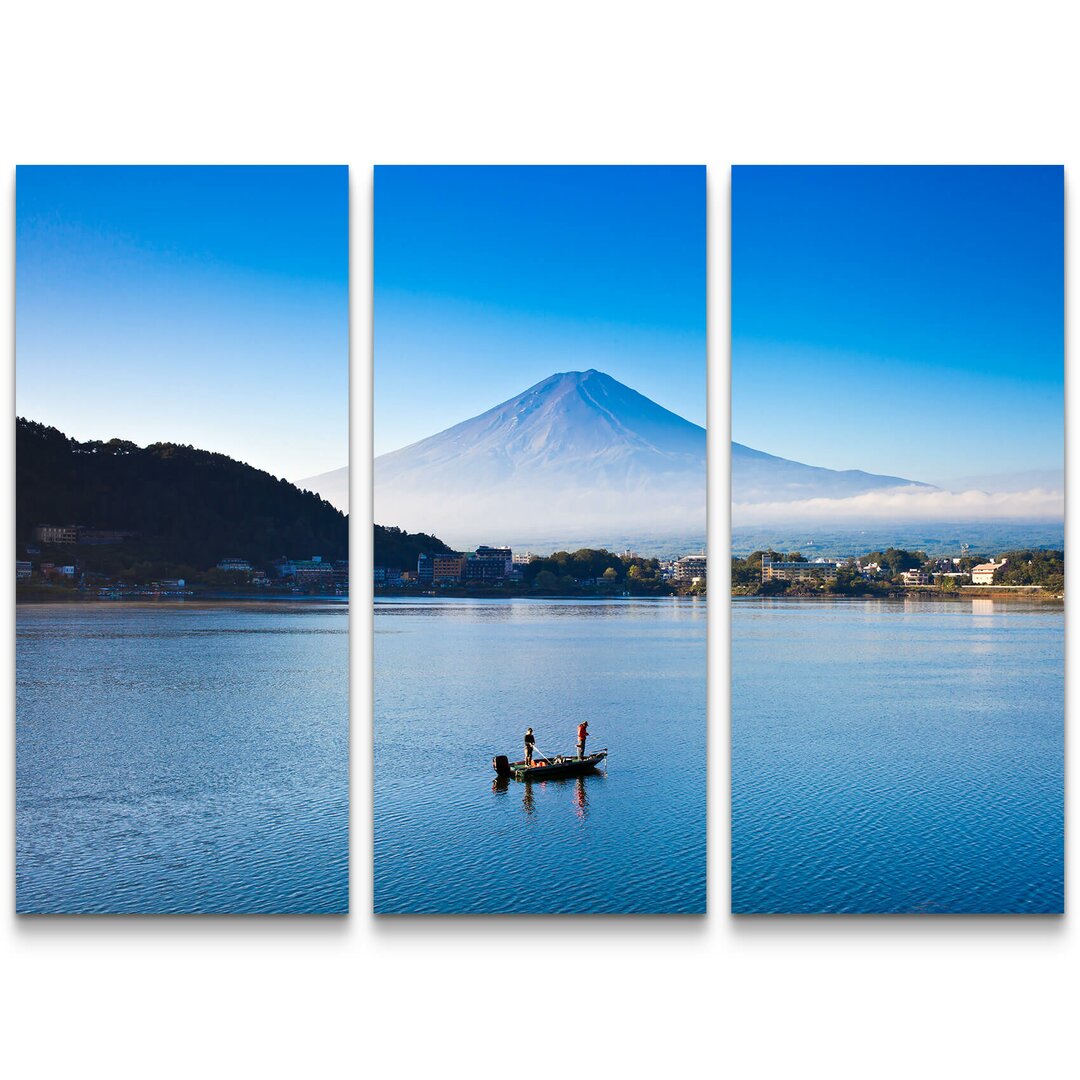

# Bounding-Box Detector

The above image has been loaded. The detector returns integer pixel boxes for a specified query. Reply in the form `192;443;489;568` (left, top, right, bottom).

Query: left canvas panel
15;166;350;914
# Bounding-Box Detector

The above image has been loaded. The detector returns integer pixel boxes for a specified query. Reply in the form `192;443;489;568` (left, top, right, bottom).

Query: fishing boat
492;749;608;780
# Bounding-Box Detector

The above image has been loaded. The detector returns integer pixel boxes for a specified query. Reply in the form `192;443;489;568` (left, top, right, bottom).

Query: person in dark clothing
524;727;535;765
576;720;589;760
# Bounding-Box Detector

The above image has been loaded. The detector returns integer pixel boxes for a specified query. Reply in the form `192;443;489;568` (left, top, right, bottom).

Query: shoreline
15;590;348;605
375;591;705;602
731;589;1062;604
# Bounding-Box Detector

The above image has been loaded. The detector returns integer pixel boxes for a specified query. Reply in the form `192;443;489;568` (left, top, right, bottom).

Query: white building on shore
971;559;1007;585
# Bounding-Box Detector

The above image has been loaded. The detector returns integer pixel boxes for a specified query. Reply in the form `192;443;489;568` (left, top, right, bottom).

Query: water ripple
374;597;705;914
732;598;1063;914
16;603;349;914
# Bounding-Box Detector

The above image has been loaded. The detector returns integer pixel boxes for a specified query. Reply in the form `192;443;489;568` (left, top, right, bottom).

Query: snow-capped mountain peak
374;370;705;545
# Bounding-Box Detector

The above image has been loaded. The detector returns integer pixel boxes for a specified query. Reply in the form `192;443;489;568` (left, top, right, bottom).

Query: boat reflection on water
491;769;604;819
572;776;588;821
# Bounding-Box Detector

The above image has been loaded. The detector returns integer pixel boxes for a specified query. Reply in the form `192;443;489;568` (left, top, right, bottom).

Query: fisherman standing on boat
576;720;589;760
524;727;536;766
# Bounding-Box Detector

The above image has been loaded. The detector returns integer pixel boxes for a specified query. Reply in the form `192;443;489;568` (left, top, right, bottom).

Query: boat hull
494;751;608;780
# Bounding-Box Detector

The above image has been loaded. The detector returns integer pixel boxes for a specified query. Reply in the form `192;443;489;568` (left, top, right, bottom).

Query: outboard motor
492;754;511;777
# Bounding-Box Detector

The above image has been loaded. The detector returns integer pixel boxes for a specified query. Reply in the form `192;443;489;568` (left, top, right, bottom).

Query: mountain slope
299;465;349;514
732;441;933;504
374;369;705;543
16;418;348;570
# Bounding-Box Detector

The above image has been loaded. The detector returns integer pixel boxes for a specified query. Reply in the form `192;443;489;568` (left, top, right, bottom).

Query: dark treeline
16;418;348;577
374;524;452;567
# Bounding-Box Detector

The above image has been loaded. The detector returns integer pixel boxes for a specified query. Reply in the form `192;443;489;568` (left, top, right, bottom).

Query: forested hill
374;524;453;568
16;418;348;571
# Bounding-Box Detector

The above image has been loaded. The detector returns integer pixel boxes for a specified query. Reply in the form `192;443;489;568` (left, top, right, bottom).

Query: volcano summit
374;370;706;545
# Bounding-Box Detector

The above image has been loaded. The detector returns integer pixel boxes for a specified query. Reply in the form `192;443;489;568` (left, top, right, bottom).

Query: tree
534;570;559;591
832;566;861;594
16;417;348;578
995;550;1064;592
374;524;452;568
863;547;926;575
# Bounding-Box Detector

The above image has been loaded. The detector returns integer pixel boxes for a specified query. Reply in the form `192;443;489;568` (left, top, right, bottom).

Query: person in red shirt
576;720;589;760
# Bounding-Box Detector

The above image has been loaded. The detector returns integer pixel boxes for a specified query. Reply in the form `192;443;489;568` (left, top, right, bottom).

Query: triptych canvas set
15;164;1063;915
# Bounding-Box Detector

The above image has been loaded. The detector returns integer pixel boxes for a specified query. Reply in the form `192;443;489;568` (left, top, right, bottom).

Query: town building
333;561;349;590
761;556;836;583
474;546;513;574
971;559;1007;585
674;554;707;584
432;553;467;584
38;562;75;578
465;546;512;582
511;552;535;567
417;554;434;584
217;558;253;574
33;524;133;546
901;569;931;586
293;556;335;586
34;524;79;545
16;560;32;582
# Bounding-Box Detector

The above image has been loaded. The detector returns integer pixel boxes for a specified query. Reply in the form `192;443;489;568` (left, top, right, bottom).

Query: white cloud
733;484;1064;525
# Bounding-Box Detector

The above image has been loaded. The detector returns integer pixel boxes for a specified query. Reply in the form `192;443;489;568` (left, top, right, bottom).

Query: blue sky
732;166;1063;487
16;166;348;482
374;166;705;455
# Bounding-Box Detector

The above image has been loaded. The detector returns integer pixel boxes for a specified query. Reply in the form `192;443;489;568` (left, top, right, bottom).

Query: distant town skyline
16;166;348;483
733;166;1063;494
374;166;706;456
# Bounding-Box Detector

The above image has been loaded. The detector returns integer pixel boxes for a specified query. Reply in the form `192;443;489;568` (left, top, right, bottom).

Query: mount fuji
731;441;932;505
374;369;706;545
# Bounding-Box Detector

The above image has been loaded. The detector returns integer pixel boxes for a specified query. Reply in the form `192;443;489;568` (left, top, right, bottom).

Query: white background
1;3;1076;1077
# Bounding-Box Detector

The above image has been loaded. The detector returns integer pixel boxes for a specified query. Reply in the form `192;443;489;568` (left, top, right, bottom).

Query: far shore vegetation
732;547;1063;599
375;525;705;598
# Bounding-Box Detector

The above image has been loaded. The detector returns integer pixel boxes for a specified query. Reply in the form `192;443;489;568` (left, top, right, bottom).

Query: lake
16;602;348;914
374;597;706;914
732;597;1064;914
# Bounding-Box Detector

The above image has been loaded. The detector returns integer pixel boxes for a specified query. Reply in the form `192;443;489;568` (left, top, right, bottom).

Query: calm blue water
374;597;706;913
16;602;348;914
732;598;1063;914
